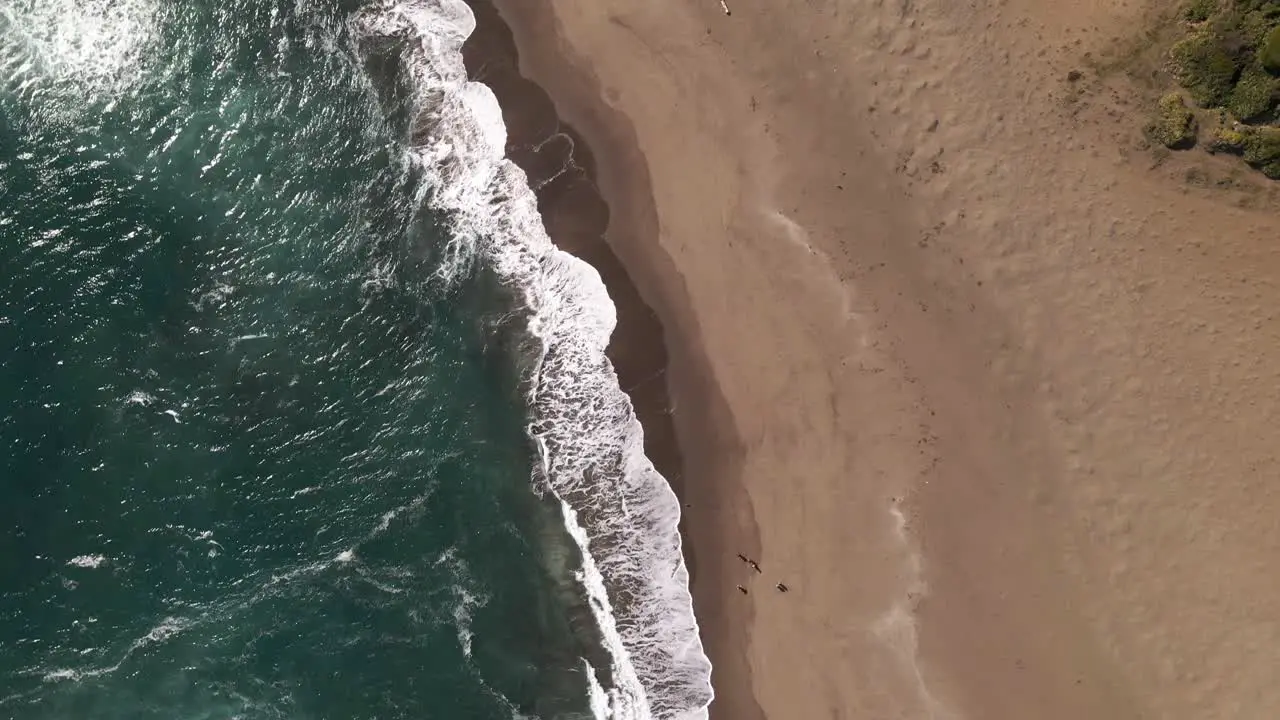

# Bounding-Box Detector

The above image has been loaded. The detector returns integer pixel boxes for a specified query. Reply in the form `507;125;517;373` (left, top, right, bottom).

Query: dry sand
469;0;1280;718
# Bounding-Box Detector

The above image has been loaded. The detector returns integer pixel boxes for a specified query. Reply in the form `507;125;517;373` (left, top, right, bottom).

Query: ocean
0;1;711;718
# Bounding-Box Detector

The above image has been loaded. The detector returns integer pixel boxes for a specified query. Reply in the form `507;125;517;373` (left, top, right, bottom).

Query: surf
346;1;714;717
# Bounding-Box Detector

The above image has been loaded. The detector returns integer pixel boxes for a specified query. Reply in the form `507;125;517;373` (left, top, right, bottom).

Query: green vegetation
1243;126;1280;176
1185;0;1218;23
1262;25;1280;72
1228;64;1279;118
1169;33;1239;107
1209;123;1248;152
1209;122;1280;176
1237;0;1280;15
1148;93;1199;147
1157;0;1280;177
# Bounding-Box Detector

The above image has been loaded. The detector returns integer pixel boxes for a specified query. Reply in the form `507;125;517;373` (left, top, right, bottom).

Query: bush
1170;33;1241;106
1262;26;1280;74
1236;9;1276;48
1184;0;1217;23
1237;127;1280;177
1242;126;1280;169
1209;124;1248;152
1147;93;1198;148
1237;0;1280;13
1227;64;1279;119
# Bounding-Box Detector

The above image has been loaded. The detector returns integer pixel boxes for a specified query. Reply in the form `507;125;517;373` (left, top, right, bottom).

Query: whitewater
347;1;714;719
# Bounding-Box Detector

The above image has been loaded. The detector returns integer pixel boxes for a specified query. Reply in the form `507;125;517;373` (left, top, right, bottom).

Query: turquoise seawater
0;1;603;717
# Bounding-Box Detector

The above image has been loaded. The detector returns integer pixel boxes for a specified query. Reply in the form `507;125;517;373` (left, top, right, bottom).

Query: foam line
348;2;713;718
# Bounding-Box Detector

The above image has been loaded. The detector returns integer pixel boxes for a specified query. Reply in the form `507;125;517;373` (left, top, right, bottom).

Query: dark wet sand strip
459;1;683;506
459;4;765;719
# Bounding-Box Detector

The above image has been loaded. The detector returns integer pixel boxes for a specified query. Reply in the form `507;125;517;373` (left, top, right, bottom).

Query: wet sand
464;0;1280;719
459;3;753;716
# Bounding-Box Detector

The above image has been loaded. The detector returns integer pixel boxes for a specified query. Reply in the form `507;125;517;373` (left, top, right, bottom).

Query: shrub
1207;10;1253;57
1242;127;1280;172
1237;0;1280;13
1147;93;1198;148
1184;0;1217;23
1261;25;1280;74
1170;33;1241;106
1227;64;1279;119
1237;9;1276;48
1208;124;1248;152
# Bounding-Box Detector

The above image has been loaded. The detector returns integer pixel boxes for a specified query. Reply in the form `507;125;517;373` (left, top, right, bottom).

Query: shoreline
459;2;760;718
357;1;713;712
459;0;685;534
453;1;1033;718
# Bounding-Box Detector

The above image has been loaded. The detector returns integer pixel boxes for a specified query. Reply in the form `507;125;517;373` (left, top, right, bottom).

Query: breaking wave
346;1;713;717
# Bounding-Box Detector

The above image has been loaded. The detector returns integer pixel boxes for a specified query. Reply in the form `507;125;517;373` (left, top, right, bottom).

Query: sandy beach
464;0;1280;718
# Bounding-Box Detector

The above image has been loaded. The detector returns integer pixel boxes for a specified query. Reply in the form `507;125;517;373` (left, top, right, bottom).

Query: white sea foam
40;615;190;685
0;0;157;103
348;2;713;717
372;490;432;535
134;616;187;647
124;390;155;407
433;548;485;659
585;656;614;720
41;668;81;683
66;554;107;569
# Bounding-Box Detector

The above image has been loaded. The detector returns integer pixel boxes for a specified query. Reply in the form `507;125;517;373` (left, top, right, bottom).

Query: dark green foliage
1161;1;1280;177
1206;9;1254;54
1261;25;1280;73
1235;0;1280;16
1239;8;1280;48
1184;0;1217;23
1242;127;1280;176
1170;33;1241;106
1228;64;1279;118
1169;2;1280;108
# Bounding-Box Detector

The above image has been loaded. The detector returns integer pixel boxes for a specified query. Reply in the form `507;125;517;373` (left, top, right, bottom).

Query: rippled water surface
0;1;602;717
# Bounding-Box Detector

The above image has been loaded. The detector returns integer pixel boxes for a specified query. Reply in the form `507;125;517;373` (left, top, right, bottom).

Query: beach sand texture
470;0;1280;718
